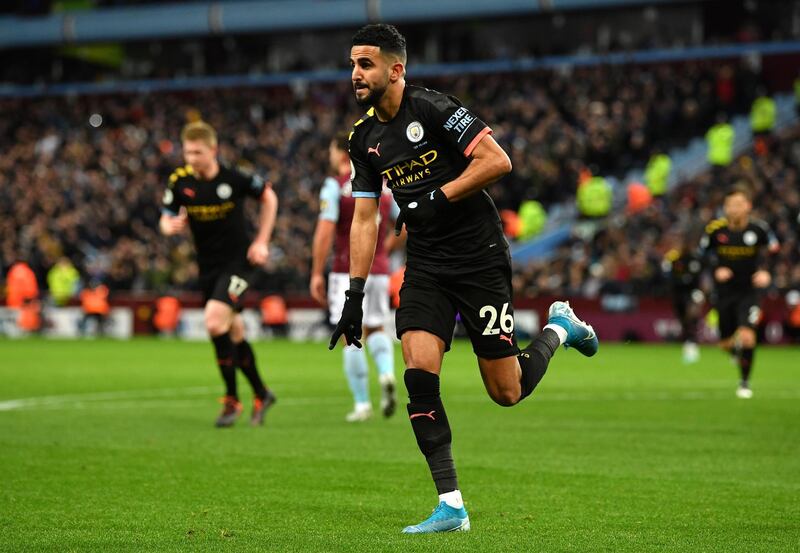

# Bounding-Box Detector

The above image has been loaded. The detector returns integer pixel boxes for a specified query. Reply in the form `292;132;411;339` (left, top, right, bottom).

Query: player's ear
389;61;404;83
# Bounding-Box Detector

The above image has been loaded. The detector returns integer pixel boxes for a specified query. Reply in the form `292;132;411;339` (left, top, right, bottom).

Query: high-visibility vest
47;263;79;306
260;295;288;326
706;123;735;166
750;96;776;133
80;285;110;315
644;153;671;196
518;200;547;239
6;262;38;308
153;296;181;332
577;177;612;217
18;300;41;332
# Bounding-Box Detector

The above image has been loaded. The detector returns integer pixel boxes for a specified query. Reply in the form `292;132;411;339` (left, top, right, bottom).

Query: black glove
328;289;365;349
394;188;449;236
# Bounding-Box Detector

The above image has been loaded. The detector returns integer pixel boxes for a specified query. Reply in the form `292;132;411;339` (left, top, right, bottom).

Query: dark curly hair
351;24;407;61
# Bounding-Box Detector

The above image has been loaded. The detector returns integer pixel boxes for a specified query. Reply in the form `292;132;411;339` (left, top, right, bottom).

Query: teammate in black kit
160;121;278;426
328;24;598;533
663;238;704;363
700;184;779;398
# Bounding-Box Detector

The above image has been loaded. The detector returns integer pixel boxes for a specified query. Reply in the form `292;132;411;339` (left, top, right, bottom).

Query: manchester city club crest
216;183;232;199
406;121;424;143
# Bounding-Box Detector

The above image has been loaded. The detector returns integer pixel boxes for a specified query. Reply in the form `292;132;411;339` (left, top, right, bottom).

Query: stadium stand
0;59;781;301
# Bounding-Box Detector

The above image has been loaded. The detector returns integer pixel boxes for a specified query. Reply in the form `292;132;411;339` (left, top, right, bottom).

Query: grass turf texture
0;339;798;552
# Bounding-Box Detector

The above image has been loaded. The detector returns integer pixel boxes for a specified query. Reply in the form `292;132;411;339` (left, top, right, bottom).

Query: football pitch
1;339;798;552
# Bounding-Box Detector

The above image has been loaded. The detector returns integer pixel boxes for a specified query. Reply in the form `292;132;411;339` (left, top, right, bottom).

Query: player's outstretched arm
329;197;379;350
247;187;278;266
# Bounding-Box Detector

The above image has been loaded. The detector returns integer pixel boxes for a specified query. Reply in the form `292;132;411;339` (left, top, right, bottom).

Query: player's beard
355;82;388;107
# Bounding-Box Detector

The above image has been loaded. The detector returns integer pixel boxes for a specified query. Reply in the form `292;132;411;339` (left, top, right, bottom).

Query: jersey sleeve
349;133;382;199
387;193;401;220
755;220;780;252
422;92;492;157
244;173;268;199
319;177;341;222
162;172;183;215
698;225;719;268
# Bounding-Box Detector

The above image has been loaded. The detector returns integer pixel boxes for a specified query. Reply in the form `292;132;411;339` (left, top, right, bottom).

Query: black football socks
739;347;755;386
235;339;268;398
211;333;237;398
405;368;458;494
517;328;561;401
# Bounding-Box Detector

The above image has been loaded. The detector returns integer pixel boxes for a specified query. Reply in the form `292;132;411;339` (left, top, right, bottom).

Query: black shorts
715;290;761;339
396;261;519;360
199;260;259;311
672;291;690;322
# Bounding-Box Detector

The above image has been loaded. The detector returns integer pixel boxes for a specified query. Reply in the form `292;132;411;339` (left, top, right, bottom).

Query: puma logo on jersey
499;334;514;345
429;191;435;200
368;143;381;157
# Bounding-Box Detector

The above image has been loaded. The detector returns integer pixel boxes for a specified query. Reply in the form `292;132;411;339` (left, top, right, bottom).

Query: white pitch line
0;387;799;412
0;386;215;411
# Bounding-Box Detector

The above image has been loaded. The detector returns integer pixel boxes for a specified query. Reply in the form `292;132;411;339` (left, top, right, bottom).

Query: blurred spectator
80;281;110;336
706;113;735;168
577;176;612;218
47;257;80;306
6;259;42;333
750;88;776;137
260;295;288;337
6;260;38;308
152;295;181;336
644;149;671;197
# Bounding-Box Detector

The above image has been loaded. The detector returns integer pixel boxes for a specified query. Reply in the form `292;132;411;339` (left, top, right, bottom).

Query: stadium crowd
512;123;800;299
0;59;792;304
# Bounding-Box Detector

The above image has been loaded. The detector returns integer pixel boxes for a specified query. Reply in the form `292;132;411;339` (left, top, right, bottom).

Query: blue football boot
402;501;470;534
547;301;599;357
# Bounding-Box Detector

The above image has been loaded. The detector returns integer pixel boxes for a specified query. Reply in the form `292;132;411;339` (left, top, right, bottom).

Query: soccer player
329;24;598;533
160;121;278;427
663;238;704;363
700;183;779;398
310;131;398;422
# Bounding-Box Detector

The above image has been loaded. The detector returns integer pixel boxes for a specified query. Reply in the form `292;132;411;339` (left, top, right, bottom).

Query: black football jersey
162;164;267;269
699;217;778;292
664;249;702;291
349;85;507;271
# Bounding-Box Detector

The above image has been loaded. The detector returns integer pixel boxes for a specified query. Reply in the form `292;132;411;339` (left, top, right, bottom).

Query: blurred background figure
80;280;110;337
6;259;41;334
47;257;79;307
260;295;288;338
152;294;181;337
662;235;704;363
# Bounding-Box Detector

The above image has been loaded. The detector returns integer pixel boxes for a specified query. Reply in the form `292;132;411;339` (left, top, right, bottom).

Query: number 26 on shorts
480;302;514;336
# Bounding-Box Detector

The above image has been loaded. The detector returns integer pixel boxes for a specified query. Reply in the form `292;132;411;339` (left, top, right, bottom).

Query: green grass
0;339;798;552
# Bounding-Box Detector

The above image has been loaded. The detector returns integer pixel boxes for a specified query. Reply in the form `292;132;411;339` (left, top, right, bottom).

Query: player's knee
488;385;520;407
229;318;245;343
738;329;756;348
205;312;230;337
